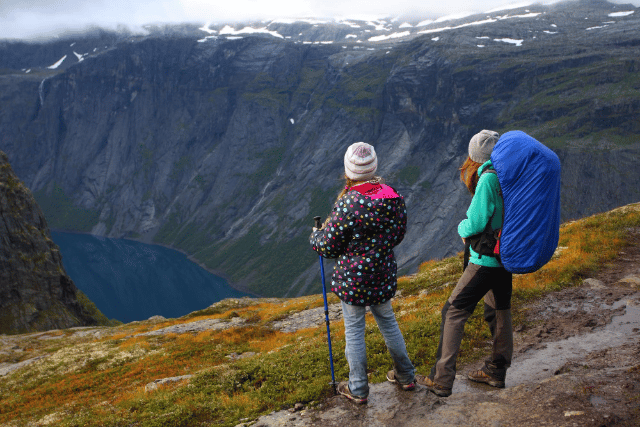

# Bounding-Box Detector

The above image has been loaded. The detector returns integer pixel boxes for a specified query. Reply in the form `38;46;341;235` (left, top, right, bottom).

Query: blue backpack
491;131;562;274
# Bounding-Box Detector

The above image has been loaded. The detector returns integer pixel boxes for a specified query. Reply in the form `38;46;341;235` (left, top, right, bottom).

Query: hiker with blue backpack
417;130;561;397
310;142;416;404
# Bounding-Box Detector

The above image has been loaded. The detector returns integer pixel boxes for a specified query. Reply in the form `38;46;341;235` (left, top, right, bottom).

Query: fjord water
51;231;248;323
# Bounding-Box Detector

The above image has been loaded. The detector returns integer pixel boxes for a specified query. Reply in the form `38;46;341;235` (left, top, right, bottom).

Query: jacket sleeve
394;197;408;247
458;173;498;238
309;196;355;259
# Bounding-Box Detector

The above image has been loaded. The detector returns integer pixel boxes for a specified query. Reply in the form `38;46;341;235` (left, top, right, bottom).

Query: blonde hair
320;175;383;229
459;156;482;195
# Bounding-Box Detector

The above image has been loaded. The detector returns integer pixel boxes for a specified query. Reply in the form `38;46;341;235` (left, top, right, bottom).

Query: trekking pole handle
313;216;322;229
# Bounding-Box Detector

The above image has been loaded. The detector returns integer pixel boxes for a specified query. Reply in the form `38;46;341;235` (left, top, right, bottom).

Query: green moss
251;146;285;183
493;56;640;146
298;67;324;92
242;73;288;109
192;174;207;191
170;156;191;180
208;87;229;103
395;165;421;186
154;211;182;244
188;224;317;297
138;144;154;173
33;184;100;232
308;186;341;224
75;290;120;326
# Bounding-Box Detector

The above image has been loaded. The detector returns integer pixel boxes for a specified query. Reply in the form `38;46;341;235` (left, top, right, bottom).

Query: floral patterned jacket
309;182;407;306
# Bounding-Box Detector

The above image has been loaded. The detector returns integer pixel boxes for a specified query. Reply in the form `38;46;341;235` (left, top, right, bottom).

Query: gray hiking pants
429;263;513;389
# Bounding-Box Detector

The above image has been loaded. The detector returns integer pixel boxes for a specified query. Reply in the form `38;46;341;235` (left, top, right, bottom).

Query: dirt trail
247;235;640;427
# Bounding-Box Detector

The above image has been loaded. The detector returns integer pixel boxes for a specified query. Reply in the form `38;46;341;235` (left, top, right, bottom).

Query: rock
139;317;245;336
0;152;107;334
619;275;640;286
583;278;606;289
271;303;342;333
0;356;47;377
226;352;257;361
145;375;193;392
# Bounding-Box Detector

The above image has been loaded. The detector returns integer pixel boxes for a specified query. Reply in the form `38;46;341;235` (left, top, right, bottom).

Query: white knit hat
468;130;499;163
344;142;378;181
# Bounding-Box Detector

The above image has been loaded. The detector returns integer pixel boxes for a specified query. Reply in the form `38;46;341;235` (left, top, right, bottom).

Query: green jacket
458;160;503;268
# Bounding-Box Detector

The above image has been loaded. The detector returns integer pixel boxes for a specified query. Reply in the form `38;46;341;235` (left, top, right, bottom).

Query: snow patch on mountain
47;56;67;69
369;31;410;42
220;25;284;39
608;10;635;17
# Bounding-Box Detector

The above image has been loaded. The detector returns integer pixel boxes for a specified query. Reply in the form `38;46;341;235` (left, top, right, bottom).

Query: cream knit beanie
468;130;499;163
344;142;378;181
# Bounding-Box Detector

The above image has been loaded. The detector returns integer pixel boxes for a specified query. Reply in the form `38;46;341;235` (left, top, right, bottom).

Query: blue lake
51;231;248;323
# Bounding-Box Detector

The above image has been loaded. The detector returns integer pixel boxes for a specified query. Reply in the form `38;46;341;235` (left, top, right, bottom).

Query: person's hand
312;227;318;232
461;237;467;245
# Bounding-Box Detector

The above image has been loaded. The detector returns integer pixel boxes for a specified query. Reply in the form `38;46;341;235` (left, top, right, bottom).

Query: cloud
0;0;638;39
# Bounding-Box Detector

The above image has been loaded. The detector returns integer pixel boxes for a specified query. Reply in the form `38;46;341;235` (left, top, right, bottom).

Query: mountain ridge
0;0;639;297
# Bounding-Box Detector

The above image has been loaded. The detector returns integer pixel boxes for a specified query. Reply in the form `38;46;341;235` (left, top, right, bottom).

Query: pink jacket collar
350;182;400;200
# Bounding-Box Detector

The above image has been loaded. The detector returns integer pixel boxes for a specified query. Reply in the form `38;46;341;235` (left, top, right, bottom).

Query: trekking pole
314;216;337;395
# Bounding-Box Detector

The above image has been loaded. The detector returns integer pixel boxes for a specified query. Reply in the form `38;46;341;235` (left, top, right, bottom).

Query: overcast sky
1;0;637;40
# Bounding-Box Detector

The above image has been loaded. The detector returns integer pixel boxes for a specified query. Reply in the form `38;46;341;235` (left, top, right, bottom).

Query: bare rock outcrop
0;151;105;334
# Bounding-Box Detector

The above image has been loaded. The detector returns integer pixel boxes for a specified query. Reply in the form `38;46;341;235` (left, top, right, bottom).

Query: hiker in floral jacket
310;142;415;404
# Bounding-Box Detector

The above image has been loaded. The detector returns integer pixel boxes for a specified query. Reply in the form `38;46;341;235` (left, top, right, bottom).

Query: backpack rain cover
491;131;561;274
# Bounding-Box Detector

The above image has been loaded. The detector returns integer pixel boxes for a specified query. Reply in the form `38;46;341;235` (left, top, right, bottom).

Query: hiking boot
337;381;368;404
467;369;505;388
386;370;416;391
415;374;452;397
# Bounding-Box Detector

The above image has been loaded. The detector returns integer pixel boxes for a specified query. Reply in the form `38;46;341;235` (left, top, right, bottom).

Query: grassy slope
1;202;639;426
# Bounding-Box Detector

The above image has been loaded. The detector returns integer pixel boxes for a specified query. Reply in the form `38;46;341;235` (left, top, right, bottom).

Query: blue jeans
341;300;415;397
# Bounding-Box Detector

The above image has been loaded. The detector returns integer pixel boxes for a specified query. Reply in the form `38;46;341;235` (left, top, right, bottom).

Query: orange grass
0;350;191;422
111;387;147;405
2;204;637;427
512;215;631;294
118;335;151;350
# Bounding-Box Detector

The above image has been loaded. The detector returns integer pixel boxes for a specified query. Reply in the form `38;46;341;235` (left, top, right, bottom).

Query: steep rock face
0;0;639;297
0;151;105;334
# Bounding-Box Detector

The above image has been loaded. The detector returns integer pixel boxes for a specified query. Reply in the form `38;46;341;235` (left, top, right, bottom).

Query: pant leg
433;303;473;388
483;308;513;380
483;290;497;338
432;263;488;388
369;300;415;384
482;271;513;380
429;300;450;380
341;301;369;397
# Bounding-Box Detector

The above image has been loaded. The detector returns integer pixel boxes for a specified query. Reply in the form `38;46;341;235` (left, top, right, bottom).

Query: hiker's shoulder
335;190;362;210
351;182;402;201
478;171;498;188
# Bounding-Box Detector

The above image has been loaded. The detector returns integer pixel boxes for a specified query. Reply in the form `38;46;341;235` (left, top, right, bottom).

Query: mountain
0;151;112;334
0;0;639;297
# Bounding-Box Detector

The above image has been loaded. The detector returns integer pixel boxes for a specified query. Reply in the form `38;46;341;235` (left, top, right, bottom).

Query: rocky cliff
0;151;109;334
0;0;639;297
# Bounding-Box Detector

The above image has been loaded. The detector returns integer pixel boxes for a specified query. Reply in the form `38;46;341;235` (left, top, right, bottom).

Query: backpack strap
467;168;502;260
